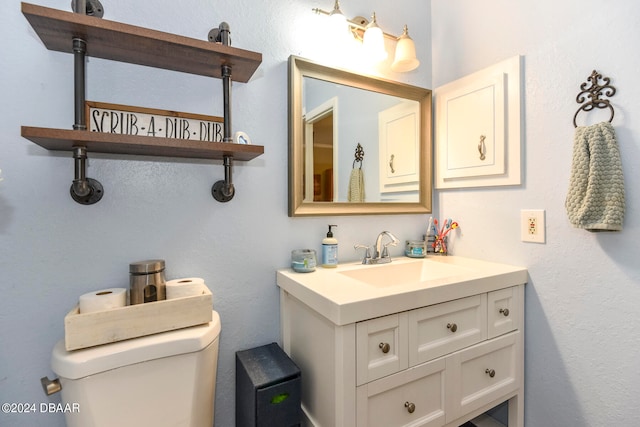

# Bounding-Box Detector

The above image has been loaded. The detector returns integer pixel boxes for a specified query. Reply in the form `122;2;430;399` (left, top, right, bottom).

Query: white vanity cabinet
277;256;527;427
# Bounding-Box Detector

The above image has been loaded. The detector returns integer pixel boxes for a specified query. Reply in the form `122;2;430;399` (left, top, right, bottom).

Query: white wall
0;0;431;426
432;1;640;426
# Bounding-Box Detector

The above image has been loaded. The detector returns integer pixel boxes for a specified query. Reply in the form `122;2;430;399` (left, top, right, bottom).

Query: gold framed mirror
288;56;432;216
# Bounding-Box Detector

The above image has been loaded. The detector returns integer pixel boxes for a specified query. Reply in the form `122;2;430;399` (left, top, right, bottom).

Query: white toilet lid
52;310;221;380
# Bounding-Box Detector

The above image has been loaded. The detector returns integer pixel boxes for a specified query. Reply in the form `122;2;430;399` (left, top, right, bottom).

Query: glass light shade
391;26;420;72
362;13;388;62
327;0;348;39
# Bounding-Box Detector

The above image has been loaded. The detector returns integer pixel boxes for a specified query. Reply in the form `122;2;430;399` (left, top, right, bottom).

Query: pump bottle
322;225;338;268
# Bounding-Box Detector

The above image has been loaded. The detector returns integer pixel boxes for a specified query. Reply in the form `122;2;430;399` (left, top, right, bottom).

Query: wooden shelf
20;3;265;162
21;3;264;201
21;2;262;82
21;126;264;161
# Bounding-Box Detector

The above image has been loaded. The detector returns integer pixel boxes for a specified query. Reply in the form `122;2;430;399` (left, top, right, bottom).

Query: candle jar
291;249;317;273
405;240;426;258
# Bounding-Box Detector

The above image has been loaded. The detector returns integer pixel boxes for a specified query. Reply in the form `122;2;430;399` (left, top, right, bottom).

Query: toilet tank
51;311;221;427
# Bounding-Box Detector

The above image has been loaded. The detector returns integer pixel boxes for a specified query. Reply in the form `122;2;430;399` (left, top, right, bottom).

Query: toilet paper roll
79;288;128;314
166;277;208;300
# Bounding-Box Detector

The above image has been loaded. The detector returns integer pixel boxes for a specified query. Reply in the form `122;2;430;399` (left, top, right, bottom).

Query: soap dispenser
322;225;338;268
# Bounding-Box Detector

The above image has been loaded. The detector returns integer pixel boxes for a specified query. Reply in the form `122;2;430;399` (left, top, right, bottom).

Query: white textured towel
565;122;625;231
348;168;365;202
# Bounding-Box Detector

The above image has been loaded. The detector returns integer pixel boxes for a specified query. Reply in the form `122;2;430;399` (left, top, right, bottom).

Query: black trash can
236;342;301;427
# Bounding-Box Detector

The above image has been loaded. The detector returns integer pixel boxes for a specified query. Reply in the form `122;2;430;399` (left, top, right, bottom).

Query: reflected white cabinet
378;101;421;194
280;284;524;427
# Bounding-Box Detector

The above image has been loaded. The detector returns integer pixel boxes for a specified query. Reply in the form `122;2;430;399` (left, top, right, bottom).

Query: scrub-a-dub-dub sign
87;101;224;142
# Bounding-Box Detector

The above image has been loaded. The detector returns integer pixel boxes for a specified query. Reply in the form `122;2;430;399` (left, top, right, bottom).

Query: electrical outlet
521;209;545;243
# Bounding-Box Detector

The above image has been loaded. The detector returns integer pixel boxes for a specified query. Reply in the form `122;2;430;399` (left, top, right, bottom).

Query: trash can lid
236;342;300;388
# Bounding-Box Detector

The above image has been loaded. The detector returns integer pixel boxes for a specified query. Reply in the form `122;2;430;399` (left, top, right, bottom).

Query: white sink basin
338;259;470;288
276;255;528;325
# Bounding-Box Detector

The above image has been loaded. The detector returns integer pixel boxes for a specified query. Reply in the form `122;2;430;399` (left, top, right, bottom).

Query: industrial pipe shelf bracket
71;0;104;18
209;22;237;202
69;13;103;205
62;8;244;204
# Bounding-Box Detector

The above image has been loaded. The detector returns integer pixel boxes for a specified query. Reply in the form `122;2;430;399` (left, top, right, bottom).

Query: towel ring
573;70;616;128
353;143;365;169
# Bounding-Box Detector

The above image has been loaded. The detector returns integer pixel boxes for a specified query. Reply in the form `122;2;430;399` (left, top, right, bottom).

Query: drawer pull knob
499;308;510;316
379;342;390;353
485;368;496;378
447;323;458;332
404;401;416;413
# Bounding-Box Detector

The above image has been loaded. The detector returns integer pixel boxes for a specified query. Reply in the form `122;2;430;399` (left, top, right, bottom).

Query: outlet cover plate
521;209;545;243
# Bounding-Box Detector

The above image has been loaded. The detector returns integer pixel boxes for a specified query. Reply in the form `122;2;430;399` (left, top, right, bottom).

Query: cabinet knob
499;308;510;316
404;401;416;413
446;323;458;332
379;342;390;353
485;368;496;378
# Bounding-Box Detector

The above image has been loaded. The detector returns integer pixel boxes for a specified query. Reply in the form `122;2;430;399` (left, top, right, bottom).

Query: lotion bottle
322;224;338;268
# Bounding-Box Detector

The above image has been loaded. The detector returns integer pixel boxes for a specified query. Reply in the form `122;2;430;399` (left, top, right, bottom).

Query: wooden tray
64;286;212;351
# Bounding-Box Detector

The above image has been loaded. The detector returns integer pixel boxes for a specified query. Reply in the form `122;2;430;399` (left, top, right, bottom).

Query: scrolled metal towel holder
573;70;616;128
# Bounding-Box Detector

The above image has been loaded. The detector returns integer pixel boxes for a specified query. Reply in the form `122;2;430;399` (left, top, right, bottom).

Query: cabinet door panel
408;294;487;366
357;358;446;427
378;101;421;193
446;332;520;422
357;313;408;385
488;287;519;339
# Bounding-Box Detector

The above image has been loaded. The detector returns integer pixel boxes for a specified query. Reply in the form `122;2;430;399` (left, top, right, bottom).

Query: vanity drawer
356;358;446;427
408;294;487;366
487;287;519;339
357;312;408;385
446;332;520;422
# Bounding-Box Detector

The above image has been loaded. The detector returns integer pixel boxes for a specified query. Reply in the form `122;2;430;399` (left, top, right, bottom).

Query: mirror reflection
304;77;421;203
289;56;432;216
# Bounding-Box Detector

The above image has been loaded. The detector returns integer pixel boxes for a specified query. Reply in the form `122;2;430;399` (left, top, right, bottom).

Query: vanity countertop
276;256;527;325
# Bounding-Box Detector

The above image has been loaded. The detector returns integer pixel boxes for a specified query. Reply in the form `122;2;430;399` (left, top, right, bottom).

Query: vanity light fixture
312;3;420;72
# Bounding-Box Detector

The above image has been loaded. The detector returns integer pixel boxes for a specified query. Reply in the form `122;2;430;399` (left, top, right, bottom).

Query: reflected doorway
304;97;338;202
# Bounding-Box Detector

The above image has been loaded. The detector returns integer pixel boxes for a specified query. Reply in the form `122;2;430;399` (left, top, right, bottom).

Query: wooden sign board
86;101;225;142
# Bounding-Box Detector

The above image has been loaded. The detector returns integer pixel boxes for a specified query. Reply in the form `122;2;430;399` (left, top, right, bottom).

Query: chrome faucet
354;231;400;264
